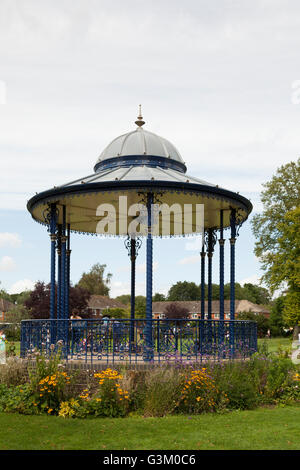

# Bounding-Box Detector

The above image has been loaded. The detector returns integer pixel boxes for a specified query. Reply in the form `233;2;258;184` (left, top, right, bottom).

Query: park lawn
8;336;293;359
257;337;292;353
0;406;300;450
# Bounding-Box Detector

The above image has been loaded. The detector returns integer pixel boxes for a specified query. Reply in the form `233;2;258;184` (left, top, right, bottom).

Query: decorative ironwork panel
20;319;257;364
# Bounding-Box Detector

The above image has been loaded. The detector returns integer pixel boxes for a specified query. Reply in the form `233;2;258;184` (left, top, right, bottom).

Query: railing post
219;210;225;355
230;208;237;357
145;192;154;361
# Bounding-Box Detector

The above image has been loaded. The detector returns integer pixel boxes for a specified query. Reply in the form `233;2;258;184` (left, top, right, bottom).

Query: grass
257;336;292;353
0;406;300;450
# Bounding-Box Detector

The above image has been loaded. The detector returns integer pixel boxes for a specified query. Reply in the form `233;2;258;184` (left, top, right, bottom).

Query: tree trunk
293;325;300;340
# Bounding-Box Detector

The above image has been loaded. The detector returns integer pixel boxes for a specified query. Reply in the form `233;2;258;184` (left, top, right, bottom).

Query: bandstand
21;108;257;364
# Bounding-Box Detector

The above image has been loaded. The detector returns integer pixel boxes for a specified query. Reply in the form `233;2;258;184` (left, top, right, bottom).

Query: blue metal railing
20;318;257;364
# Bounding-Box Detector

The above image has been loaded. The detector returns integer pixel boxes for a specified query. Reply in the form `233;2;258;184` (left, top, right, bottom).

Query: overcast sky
0;0;299;297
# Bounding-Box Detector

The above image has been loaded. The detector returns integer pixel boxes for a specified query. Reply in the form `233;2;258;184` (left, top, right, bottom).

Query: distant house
152;300;270;320
86;295;128;317
0;298;14;321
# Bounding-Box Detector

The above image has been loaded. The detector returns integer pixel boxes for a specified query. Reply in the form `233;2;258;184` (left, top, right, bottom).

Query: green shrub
211;362;259;410
0;357;28;386
0;383;38;415
264;356;296;401
142;367;182;417
175;368;226;414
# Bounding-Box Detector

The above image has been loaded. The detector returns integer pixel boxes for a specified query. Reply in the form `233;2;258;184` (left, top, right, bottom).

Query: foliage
58;398;81;418
115;294;131;305
163;302;189;319
76;263;112;296
176;368;225;414
283;290;300;328
134;296;146;318
166;281;271;304
142;367;182;417
251;159;300;325
211;362;260;410
24;281;90;318
152;293;166;302
168;281;200;301
270;296;286;336
75;369;130;418
0;357;28;386
236;311;270;337
104;307;129;319
242;283;271;305
27;346;74;415
0;383;38;415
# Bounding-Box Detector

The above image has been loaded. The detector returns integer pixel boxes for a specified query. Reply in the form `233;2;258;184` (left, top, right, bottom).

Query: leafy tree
270;296;286;337
163;302;189;319
115;294;131;306
168;281;200;301
76;263;112;296
103;307;129;319
135;296;146;318
242;283;271;305
236;311;270;338
24;281;90;319
251;160;300;328
152;293;166;302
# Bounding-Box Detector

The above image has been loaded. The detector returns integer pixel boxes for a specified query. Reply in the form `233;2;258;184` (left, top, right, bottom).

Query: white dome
96;127;184;164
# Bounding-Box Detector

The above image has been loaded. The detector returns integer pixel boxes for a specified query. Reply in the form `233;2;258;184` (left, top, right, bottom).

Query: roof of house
152;300;270;315
87;295;127;310
0;298;14;312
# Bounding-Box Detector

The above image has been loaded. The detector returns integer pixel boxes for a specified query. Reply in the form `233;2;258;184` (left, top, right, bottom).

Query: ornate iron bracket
205;228;218;254
124;236;142;261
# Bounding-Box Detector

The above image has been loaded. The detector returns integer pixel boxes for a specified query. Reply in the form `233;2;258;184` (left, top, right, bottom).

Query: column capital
50;234;56;242
66;249;72;256
230;237;236;245
218;238;225;246
200;251;206;258
207;252;213;259
61;236;67;243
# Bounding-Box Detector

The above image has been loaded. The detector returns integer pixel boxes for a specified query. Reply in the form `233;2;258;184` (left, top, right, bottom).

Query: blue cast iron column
200;243;206;356
230;208;237;356
49;203;57;344
61;205;67;320
145;192;154;360
65;223;71;318
219;210;225;353
56;224;62;320
206;228;216;353
200;244;206;320
49;204;57;321
60;206;67;351
207;228;216;320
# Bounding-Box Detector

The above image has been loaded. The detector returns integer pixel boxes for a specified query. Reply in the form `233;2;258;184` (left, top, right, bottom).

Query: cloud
0;233;21;248
178;255;200;265
239;274;262;286
8;279;35;294
0;255;16;271
110;280;145;298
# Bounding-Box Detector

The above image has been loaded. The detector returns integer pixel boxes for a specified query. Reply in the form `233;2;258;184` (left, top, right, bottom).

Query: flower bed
0;345;299;418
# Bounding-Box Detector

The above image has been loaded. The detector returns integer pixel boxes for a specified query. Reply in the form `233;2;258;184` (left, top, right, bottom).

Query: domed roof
95;108;184;168
96;127;184;164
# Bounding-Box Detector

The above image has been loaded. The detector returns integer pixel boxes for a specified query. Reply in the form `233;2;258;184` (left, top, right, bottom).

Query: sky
0;0;299;298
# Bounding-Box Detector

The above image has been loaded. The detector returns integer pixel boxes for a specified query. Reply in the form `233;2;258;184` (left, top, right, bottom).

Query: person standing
0;329;6;364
